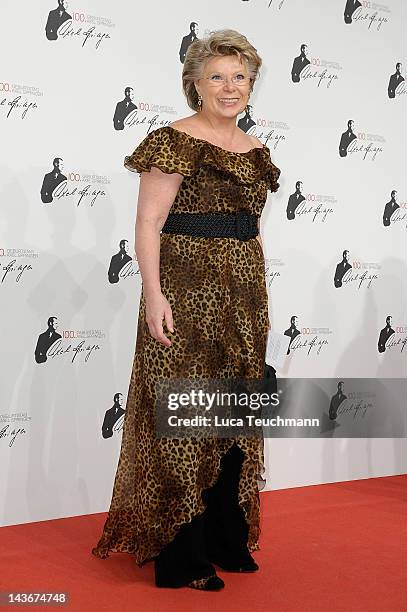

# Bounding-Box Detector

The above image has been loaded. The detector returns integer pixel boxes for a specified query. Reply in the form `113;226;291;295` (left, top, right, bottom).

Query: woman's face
195;54;252;118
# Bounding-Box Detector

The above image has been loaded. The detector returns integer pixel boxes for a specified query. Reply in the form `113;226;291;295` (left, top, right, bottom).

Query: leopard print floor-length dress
91;125;281;566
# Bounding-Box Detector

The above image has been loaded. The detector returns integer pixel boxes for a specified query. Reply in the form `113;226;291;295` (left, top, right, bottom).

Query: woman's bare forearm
135;218;162;298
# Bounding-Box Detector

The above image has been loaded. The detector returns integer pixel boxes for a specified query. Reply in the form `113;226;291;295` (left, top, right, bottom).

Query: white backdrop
1;0;406;527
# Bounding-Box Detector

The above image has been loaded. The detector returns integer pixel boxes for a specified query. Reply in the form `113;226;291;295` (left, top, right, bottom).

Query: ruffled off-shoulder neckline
164;125;268;156
124;125;281;192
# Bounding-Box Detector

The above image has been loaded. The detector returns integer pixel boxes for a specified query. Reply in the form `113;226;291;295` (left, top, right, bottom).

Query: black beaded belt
161;209;259;241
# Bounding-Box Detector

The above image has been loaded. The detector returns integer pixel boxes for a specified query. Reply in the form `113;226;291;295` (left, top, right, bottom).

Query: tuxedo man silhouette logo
334;250;352;288
378;316;395;353
40;158;67;203
388;62;404;99
383;190;400;227
45;0;72;40
102;393;125;438
284;315;301;355
339;119;357;157
237;104;256;133
108;239;132;284
291;44;310;83
179;22;198;63
113;87;138;131
35;316;62;363
286;181;305;220
344;0;361;24
329;381;347;420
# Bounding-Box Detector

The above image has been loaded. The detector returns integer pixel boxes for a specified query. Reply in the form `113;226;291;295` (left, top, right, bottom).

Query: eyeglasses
201;73;251;87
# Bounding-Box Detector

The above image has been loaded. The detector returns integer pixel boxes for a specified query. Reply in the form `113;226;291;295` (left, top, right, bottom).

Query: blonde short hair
182;29;262;112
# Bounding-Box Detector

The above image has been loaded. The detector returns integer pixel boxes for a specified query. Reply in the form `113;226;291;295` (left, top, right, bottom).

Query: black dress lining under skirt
154;442;255;588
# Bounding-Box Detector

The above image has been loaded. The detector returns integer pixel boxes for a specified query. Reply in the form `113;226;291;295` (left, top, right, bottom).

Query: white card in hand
265;330;290;369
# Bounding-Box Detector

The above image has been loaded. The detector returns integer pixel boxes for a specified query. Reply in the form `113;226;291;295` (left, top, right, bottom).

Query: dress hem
91;440;264;567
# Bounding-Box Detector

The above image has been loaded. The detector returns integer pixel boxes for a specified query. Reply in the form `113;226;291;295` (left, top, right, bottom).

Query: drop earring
198;94;202;110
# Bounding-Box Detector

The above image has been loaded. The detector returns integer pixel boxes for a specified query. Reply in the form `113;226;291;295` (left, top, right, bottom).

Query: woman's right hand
145;290;174;347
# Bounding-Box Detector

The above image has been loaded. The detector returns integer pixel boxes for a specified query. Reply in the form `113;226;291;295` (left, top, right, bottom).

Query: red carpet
1;475;406;611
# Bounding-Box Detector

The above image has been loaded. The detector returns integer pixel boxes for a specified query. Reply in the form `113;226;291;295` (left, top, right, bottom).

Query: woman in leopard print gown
92;29;280;592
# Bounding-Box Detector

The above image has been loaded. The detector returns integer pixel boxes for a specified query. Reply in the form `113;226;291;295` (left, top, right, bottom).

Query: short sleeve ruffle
124;127;200;177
